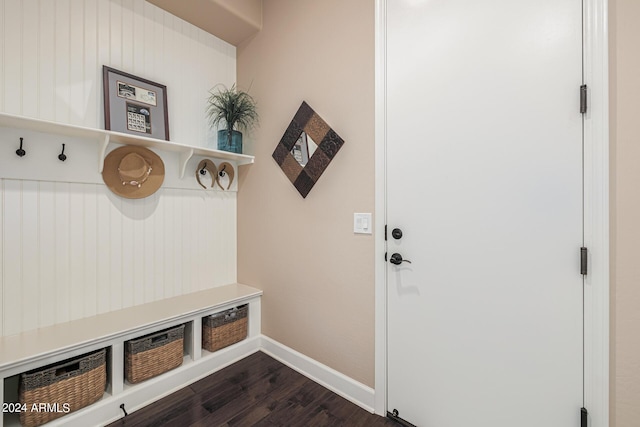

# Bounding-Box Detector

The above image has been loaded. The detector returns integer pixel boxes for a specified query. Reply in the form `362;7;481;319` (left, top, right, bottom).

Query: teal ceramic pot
217;129;243;154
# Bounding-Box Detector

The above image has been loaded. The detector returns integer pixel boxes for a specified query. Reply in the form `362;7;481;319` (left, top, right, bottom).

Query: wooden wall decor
272;102;345;198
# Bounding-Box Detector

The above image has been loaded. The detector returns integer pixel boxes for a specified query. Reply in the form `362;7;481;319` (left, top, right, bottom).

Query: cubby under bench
0;283;262;427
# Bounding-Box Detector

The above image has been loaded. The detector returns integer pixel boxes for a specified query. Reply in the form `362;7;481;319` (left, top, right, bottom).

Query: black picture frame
103;66;170;141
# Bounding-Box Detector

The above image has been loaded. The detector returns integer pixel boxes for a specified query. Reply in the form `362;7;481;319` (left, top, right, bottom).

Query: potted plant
206;84;258;154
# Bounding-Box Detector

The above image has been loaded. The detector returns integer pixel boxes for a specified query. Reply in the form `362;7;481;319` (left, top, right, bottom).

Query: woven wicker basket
125;324;185;384
19;348;107;427
202;304;248;352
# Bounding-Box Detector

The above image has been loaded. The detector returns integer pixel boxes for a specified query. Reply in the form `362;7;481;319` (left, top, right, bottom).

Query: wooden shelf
0;112;255;178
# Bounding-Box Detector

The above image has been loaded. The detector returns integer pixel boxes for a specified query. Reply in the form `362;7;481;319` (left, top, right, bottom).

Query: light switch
354;213;372;234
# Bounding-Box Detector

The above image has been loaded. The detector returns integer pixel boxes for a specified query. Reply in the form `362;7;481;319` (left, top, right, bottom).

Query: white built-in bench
0;283;262;427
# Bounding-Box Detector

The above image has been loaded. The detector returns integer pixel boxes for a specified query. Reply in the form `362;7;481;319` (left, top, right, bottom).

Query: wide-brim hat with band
102;145;165;199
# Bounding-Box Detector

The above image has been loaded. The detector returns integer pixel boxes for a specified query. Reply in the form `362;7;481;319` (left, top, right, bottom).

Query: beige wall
610;0;640;425
237;0;375;386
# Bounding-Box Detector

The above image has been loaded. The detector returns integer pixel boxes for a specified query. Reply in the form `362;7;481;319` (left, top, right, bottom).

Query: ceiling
147;0;263;46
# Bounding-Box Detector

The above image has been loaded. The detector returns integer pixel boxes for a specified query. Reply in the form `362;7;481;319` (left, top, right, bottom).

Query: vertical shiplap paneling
96;0;110;128
109;194;123;311
38;181;56;328
1;1;240;336
54;0;70;124
142;1;155;80
121;0;134;73
215;195;225;285
199;192;211;291
2;181;238;335
226;194;238;283
192;192;203;292
21;181;39;332
191;21;206;150
21;0;38;119
1;0;236;143
153;6;166;81
201;193;213;290
4;0;22;115
163;189;175;299
96;188;111;314
143;194;155;304
109;0;122;70
54;182;70;324
131;198;144;306
120;198;134;309
181;192;192;293
152;193;164;301
68;183;85;321
173;189;184;297
199;29;214;147
38;0;55;121
167;14;183;142
181;191;193;295
83;0;98;129
3;180;22;335
83;185;98;319
131;0;145;76
192;193;202;290
69;0;84;126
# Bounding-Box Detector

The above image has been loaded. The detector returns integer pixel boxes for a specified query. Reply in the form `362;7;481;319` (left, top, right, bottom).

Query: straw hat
102;146;165;199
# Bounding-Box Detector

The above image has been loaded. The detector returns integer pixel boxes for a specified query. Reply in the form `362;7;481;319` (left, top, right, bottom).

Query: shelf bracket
179;148;195;179
98;134;110;173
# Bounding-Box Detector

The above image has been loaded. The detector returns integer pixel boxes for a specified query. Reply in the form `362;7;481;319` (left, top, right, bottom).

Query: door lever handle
390;253;412;265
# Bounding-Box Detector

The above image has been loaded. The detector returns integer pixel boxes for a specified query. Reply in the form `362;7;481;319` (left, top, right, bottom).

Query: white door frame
373;0;610;425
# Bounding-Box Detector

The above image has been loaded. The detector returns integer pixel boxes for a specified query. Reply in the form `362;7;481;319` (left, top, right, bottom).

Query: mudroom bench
0;283;262;427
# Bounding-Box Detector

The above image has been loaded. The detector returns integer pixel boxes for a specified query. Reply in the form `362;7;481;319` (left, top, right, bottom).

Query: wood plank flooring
107;351;398;427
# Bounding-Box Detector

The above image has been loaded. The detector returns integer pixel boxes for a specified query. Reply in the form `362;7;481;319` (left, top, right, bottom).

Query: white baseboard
259;335;376;413
37;335;375;426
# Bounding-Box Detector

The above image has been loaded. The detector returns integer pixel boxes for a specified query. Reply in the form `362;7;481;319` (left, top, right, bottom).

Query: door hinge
385;224;388;241
581;407;588;427
387;409;418;427
580;247;588;275
580;85;588;114
385;252;388;262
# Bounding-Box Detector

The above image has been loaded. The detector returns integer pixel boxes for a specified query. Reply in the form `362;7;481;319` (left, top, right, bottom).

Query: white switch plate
354;213;372;234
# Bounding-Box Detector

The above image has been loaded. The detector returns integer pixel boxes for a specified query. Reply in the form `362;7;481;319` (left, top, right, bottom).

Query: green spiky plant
206;84;258;150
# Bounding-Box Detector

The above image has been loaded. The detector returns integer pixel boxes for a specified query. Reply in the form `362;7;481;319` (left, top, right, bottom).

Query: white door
386;1;584;426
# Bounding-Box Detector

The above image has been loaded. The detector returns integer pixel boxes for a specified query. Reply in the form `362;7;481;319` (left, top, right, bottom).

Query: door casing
373;0;610;424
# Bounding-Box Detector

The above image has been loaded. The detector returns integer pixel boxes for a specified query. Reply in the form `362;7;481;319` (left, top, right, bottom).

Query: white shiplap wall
1;181;237;336
0;0;235;146
0;0;240;337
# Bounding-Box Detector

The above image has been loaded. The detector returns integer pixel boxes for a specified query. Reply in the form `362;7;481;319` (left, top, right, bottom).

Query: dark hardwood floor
107;351;399;427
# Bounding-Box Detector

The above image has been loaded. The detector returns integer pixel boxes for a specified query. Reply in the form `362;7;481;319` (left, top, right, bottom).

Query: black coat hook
16;137;26;157
58;143;67;161
219;164;227;177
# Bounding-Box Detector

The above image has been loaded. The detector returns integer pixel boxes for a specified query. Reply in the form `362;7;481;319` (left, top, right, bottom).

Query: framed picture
103;66;170;140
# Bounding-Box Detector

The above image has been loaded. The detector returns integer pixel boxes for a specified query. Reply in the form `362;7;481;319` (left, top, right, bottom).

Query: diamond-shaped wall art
272;101;345;198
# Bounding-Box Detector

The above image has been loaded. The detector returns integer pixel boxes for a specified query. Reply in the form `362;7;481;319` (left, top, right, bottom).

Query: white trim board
259;336;376;413
373;0;388;416
2;335;377;426
582;0;610;425
373;0;610;424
